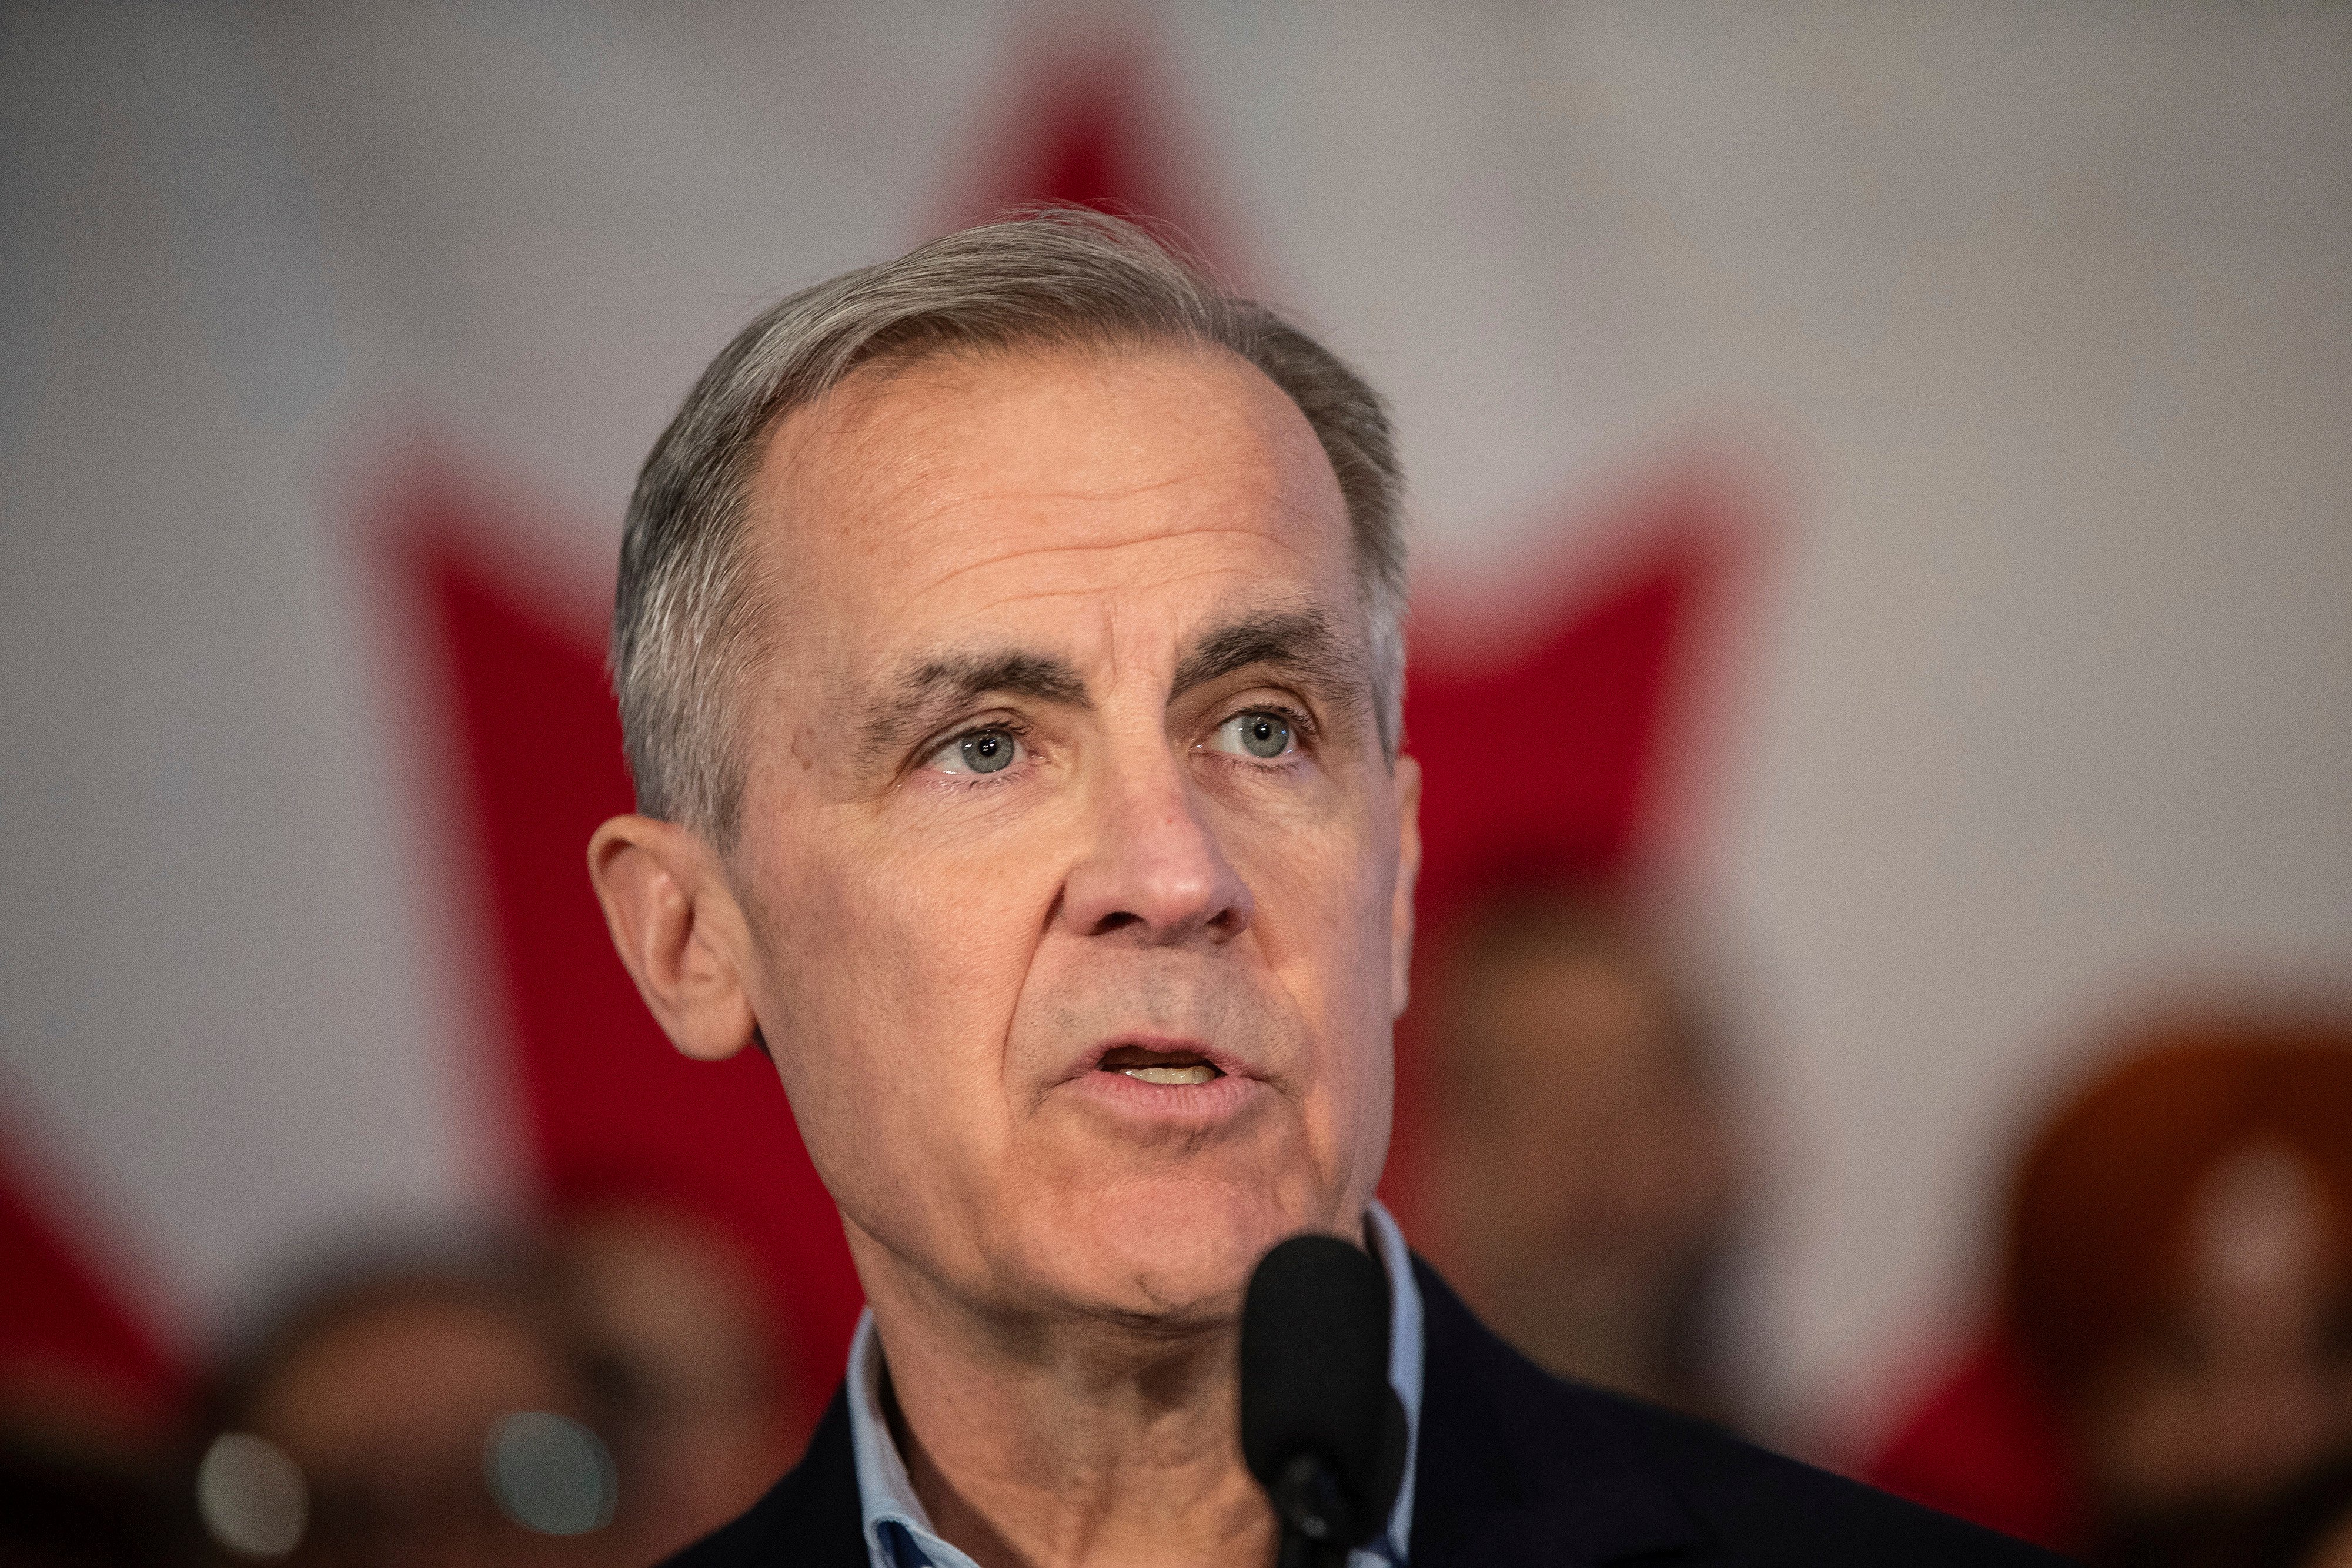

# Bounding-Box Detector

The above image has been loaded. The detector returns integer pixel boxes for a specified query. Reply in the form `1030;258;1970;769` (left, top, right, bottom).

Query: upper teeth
1121;1064;1218;1086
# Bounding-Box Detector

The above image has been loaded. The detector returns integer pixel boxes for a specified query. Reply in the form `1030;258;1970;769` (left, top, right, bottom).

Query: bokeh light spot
485;1410;617;1534
196;1432;307;1557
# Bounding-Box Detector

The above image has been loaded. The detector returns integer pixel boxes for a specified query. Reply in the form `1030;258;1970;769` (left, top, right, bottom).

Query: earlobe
1389;754;1423;1019
586;814;760;1062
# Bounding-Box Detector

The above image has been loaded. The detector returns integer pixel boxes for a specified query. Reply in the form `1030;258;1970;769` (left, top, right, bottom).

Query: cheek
747;823;1045;1145
1254;804;1397;1011
1235;801;1399;1152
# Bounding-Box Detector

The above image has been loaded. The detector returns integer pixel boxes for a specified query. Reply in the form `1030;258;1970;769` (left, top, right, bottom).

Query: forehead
747;343;1357;670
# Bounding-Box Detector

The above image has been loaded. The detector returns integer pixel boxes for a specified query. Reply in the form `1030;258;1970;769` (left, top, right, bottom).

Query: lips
1050;1034;1268;1131
1098;1042;1222;1086
1077;1035;1255;1087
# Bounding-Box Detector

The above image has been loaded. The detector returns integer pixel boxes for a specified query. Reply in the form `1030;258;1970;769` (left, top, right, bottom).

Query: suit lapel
735;1386;870;1568
1409;1259;1709;1567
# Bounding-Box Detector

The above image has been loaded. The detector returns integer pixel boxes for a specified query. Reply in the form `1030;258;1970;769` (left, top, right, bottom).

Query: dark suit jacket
663;1259;2071;1566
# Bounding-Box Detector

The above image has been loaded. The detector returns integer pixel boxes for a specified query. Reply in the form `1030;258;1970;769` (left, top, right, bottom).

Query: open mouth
1097;1044;1225;1087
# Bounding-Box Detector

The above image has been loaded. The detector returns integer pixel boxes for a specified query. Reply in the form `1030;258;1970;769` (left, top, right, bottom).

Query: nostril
1095;911;1142;934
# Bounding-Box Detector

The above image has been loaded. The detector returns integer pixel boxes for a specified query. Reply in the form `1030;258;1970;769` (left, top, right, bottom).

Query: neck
849;1238;1279;1568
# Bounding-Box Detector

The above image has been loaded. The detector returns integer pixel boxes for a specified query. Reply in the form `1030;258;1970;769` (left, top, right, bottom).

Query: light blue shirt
846;1201;1426;1568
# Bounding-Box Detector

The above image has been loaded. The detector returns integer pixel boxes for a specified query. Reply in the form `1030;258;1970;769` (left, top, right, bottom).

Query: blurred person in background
0;1425;192;1567
544;1203;795;1562
191;1245;635;1568
1;1360;194;1564
1870;1011;2352;1567
2244;1451;2352;1568
1414;885;1746;1419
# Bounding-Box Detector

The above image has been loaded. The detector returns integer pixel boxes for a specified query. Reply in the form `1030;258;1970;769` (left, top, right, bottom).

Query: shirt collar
846;1201;1426;1568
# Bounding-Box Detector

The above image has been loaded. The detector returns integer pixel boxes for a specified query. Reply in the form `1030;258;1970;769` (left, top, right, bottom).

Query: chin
1021;1174;1326;1328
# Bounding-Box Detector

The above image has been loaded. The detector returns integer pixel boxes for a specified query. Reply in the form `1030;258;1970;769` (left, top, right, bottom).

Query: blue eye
931;727;1023;775
1212;711;1294;760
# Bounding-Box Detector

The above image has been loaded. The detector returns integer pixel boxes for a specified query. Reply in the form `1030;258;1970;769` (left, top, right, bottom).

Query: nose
1057;747;1254;944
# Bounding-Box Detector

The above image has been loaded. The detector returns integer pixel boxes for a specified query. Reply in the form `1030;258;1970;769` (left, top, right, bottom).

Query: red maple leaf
0;37;1747;1452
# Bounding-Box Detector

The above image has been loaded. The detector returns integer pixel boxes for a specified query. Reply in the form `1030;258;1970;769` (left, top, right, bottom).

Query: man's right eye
927;727;1024;776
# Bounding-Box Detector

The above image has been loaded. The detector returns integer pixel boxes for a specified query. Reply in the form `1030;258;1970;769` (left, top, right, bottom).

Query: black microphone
1239;1234;1409;1568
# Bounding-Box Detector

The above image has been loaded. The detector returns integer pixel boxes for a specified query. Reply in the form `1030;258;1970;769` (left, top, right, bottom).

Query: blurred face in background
551;1206;791;1561
2081;1143;2352;1523
235;1289;624;1568
2003;1025;2352;1563
714;344;1418;1331
1422;900;1739;1413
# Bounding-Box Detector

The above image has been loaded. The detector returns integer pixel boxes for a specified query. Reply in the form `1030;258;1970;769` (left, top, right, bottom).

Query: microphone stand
1271;1452;1359;1568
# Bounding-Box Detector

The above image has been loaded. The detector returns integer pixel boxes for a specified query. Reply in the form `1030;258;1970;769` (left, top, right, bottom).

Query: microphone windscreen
1238;1233;1408;1545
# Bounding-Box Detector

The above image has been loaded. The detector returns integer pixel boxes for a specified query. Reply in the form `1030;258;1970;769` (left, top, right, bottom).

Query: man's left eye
1209;711;1295;760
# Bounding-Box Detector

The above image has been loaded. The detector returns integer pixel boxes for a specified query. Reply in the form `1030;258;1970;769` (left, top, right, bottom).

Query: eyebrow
859;649;1090;762
1170;609;1362;702
858;608;1367;765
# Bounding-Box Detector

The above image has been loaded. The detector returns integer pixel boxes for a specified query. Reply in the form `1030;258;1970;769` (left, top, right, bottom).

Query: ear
1388;753;1423;1019
587;814;759;1062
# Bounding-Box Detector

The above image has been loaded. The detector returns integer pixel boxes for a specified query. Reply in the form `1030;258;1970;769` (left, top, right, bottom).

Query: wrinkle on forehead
761;343;1338;550
898;525;1318;615
738;341;1356;743
946;469;1227;507
851;450;1334;586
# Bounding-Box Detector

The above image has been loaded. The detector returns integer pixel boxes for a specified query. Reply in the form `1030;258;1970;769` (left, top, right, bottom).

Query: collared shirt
847;1201;1426;1568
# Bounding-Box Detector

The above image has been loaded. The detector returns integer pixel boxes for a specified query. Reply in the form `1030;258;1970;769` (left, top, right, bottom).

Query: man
1418;887;1743;1420
587;212;2054;1567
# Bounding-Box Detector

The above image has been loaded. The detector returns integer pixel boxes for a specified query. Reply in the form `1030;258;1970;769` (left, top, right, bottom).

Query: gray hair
612;209;1408;845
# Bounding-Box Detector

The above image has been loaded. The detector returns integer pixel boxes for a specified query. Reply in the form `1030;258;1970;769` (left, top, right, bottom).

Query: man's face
723;345;1416;1327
